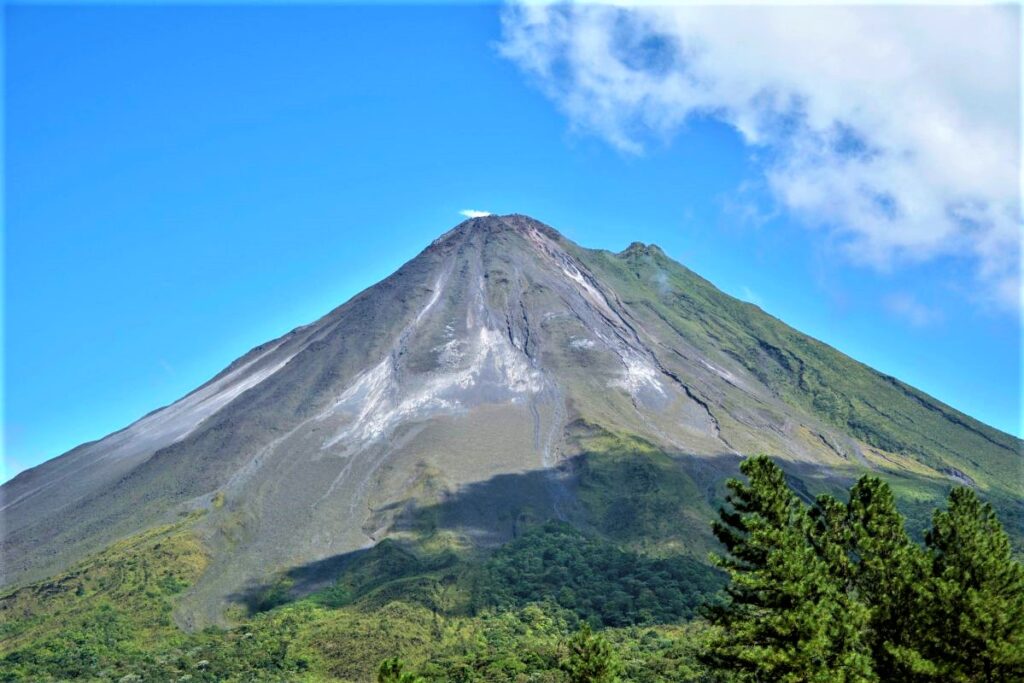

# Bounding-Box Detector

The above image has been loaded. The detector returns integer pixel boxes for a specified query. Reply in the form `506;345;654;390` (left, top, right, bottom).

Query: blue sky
4;4;1021;481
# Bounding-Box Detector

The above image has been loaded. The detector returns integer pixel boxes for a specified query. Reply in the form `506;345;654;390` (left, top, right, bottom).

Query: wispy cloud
884;292;943;328
499;3;1021;313
460;209;492;218
739;286;764;308
1;452;28;483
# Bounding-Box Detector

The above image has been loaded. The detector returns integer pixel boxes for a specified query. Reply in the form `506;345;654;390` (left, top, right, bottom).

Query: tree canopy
703;454;1024;683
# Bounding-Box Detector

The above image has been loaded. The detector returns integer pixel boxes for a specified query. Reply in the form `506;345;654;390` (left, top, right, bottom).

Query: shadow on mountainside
227;446;952;617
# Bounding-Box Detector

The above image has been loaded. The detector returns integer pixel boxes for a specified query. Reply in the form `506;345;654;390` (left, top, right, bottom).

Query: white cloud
499;2;1022;312
460;209;493;218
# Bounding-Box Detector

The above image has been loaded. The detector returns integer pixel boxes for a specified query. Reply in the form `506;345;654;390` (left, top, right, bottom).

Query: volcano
3;214;1020;627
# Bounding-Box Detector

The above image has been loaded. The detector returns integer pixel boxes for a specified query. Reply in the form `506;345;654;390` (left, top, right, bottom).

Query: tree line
379;454;1023;682
702;455;1023;682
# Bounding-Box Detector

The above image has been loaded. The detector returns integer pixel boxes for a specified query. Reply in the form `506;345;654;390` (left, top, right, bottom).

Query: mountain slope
3;214;1020;627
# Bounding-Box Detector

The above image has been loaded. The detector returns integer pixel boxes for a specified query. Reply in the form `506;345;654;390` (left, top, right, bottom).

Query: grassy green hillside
0;514;208;680
579;243;1022;501
0;512;720;682
2;450;1019;682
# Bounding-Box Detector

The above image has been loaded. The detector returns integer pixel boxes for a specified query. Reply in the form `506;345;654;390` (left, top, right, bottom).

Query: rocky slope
3;214;1019;626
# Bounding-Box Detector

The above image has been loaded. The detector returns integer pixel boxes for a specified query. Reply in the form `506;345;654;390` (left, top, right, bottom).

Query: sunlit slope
575;241;1021;499
0;515;207;674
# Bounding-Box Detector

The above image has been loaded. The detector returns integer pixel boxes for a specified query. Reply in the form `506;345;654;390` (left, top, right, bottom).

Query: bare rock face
3;214;1019;626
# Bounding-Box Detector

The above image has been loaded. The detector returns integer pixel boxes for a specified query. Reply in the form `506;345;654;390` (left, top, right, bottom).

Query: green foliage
250;575;295;613
924;487;1024;682
704;455;1024;683
570;427;713;551
0;516;208;682
378;657;423;683
813;476;935;679
3;457;1021;683
561;623;621;683
294;539;467;621
475;521;722;627
413;603;570;682
309;582;351;610
703;455;874;681
0;517;717;682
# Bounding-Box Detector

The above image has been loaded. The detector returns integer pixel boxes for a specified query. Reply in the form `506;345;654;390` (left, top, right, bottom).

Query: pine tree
702;455;875;682
924;487;1024;682
561;623;621;683
812;477;935;681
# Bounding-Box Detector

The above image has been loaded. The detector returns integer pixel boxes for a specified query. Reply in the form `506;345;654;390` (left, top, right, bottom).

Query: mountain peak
621;241;665;258
433;213;565;247
4;211;1019;627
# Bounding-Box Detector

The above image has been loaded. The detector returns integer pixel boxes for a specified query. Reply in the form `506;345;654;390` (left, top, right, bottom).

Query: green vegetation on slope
475;522;723;627
568;424;715;554
0;512;720;681
3;456;1020;682
578;243;1022;500
0;514;208;680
